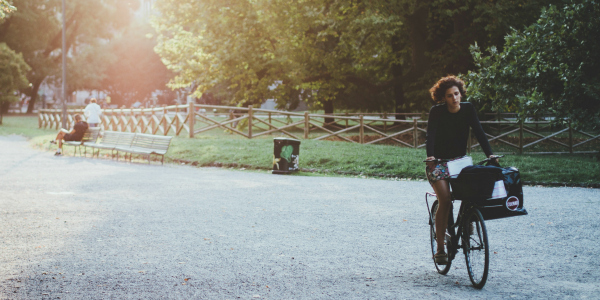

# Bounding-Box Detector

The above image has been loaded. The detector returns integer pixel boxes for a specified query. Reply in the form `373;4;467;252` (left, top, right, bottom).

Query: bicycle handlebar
475;155;504;165
423;155;504;164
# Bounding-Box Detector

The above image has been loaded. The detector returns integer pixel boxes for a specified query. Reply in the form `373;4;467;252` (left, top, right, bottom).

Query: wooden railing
39;104;599;154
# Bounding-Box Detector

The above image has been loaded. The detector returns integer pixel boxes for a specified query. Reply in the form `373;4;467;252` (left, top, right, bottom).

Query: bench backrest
82;127;101;143
98;131;124;146
116;132;136;147
132;133;173;151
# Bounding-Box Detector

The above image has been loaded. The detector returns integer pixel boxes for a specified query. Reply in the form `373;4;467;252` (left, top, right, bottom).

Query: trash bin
273;137;300;174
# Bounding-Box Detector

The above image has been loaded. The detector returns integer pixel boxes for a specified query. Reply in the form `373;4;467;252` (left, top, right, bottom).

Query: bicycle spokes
464;209;489;289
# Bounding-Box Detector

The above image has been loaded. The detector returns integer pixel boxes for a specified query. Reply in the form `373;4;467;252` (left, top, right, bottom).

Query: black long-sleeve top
426;102;493;159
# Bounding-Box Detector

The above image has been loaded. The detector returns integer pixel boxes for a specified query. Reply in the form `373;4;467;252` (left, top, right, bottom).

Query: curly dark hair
429;75;466;104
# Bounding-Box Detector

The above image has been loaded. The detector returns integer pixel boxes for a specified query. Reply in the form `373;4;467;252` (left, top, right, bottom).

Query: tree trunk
0;101;9;125
391;35;406;120
26;79;44;113
323;99;335;128
452;7;474;73
406;4;430;80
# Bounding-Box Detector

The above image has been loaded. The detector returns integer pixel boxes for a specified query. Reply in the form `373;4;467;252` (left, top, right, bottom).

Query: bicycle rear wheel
463;208;489;289
430;200;452;274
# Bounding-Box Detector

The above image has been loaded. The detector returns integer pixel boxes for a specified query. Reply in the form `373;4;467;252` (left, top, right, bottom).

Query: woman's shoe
434;252;448;265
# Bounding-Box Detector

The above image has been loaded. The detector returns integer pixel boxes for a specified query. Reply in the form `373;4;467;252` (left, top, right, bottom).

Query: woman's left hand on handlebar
488;155;501;165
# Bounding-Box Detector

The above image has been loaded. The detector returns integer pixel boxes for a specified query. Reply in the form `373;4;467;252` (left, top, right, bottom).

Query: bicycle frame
424;155;501;288
425;191;475;257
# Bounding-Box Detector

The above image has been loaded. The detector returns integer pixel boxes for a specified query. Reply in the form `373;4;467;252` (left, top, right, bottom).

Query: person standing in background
84;98;102;127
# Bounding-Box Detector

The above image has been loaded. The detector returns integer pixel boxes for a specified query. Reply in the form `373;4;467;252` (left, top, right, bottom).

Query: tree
101;20;172;107
0;42;30;124
0;0;16;19
152;1;399;113
0;0;137;113
152;0;558;116
466;0;600;130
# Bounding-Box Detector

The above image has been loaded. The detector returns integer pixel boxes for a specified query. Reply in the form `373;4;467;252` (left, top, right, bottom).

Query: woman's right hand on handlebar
425;156;436;168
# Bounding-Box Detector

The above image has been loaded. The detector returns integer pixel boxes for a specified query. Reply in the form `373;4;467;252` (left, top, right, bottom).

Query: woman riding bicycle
425;76;496;265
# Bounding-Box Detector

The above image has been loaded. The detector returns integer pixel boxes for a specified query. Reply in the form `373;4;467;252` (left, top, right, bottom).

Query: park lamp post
60;0;67;129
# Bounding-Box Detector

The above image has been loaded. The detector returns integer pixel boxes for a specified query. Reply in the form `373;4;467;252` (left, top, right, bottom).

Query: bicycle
424;155;504;289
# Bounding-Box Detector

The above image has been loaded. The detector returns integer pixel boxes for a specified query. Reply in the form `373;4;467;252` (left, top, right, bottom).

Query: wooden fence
38;104;599;155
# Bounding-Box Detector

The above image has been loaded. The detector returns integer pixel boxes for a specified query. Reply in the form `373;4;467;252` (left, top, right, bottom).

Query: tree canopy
0;42;29;98
0;42;30;123
152;0;558;115
0;0;16;19
0;0;138;112
466;0;600;130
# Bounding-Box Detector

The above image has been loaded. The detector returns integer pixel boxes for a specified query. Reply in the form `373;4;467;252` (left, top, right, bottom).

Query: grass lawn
3;115;599;187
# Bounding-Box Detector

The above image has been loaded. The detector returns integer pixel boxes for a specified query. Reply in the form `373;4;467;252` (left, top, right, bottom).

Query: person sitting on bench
51;114;89;156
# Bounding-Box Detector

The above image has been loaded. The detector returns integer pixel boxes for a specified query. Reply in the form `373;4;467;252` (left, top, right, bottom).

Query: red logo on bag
506;196;520;211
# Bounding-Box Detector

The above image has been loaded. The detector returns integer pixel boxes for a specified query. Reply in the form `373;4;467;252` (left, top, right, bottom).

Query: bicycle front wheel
430;200;452;274
463;208;489;289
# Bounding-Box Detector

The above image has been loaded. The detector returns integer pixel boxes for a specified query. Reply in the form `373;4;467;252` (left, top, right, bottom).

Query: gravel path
0;135;598;299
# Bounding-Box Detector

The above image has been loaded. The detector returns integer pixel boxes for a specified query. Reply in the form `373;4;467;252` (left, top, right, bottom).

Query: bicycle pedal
445;233;452;247
449;249;458;260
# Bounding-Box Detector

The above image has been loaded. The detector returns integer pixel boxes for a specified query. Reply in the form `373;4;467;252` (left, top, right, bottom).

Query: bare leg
55;130;68;150
431;179;452;254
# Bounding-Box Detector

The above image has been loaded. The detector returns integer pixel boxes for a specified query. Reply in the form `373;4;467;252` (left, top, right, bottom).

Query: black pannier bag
451;165;528;220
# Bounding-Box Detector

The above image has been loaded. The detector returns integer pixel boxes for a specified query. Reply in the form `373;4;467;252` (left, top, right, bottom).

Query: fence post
53;113;59;130
519;120;524;154
568;119;573;153
495;111;501;135
189;101;195;138
38;112;42;128
140;108;145;133
383;112;387;133
268;112;272;127
163;106;168;135
175;105;180;136
112;109;117;131
118;108;124;132
150;106;155;134
130;108;136;132
359;115;364;144
304;111;309;139
345;112;349;128
248;105;253;139
413;118;418;148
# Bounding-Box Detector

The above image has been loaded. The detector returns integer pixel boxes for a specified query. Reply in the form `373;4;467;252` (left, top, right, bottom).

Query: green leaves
152;0;401;110
0;42;30;102
467;0;600;130
0;0;16;19
1;0;138;111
